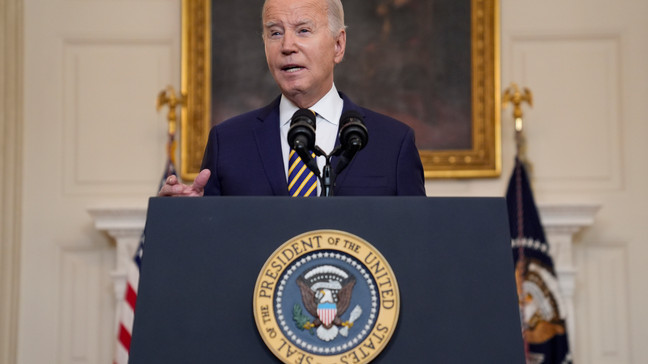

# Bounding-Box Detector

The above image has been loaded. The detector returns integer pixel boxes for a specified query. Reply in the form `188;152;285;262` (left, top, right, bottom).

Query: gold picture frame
180;0;500;181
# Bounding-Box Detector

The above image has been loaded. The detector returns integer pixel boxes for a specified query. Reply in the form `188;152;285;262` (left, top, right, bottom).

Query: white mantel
88;201;599;352
538;203;600;354
87;206;147;312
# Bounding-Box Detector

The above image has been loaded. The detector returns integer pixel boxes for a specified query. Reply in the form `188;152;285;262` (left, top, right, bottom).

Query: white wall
3;0;646;363
16;0;180;363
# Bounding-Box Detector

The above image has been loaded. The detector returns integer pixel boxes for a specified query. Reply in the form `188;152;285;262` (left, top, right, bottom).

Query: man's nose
281;31;298;54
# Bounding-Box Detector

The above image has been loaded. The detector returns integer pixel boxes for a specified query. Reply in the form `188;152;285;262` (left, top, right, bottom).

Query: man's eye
298;28;311;34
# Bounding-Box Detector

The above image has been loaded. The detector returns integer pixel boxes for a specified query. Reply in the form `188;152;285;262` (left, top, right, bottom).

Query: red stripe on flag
125;283;137;309
118;324;132;351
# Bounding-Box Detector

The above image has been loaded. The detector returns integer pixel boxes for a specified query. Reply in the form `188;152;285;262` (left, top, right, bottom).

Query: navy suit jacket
201;93;426;196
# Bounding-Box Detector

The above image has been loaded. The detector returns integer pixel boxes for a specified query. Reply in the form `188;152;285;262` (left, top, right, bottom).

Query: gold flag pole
502;83;534;361
156;85;186;177
502;83;533;171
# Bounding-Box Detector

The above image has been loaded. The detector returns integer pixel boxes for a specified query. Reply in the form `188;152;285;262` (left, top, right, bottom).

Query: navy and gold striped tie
288;150;317;196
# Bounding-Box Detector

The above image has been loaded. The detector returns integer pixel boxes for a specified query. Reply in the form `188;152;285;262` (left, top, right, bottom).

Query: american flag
113;160;176;364
113;234;144;364
506;157;572;364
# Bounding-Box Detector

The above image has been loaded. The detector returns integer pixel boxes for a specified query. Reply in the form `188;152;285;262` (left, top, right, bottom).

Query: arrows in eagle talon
339;305;362;337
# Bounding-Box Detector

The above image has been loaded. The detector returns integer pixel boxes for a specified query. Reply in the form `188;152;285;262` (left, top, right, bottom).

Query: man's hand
158;169;211;197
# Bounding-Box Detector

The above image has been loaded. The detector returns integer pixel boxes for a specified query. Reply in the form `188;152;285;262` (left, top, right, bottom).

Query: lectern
129;197;524;363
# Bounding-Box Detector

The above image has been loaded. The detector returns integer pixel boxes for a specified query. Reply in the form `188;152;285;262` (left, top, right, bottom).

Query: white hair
326;0;347;35
262;0;347;37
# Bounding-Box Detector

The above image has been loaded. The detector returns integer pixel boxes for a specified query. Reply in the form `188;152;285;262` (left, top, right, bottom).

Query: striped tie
288;150;318;196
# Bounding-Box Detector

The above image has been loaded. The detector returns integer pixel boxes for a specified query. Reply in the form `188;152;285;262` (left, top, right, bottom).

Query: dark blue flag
506;158;572;364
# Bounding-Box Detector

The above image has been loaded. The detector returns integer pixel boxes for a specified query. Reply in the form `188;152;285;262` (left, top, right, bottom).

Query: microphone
335;110;368;174
287;108;320;176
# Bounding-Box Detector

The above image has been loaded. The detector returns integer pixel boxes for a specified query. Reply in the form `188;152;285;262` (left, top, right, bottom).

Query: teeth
284;66;302;72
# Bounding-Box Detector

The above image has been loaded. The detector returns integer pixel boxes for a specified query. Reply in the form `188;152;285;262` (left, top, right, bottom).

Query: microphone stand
313;145;346;197
320;160;334;197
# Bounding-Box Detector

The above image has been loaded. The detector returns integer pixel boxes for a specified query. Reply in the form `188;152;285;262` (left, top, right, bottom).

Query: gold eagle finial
156;85;186;166
502;83;533;132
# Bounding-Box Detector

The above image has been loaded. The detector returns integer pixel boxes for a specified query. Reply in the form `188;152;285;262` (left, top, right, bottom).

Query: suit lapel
254;97;289;196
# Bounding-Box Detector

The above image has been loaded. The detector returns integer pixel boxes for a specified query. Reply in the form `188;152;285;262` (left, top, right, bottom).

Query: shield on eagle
317;301;337;327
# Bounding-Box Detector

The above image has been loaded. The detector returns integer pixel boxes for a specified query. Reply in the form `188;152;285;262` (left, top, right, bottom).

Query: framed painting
180;0;500;180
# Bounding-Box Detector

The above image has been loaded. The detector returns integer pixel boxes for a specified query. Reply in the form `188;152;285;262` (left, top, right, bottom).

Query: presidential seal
253;230;399;364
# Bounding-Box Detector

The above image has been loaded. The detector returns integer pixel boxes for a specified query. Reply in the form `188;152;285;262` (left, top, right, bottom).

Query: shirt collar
279;84;342;126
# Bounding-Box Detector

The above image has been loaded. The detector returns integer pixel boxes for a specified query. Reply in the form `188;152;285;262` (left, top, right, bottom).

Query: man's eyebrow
294;19;314;28
264;19;315;29
264;21;280;29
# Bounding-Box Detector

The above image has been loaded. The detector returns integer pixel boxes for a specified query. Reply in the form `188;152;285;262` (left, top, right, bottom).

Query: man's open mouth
282;65;304;73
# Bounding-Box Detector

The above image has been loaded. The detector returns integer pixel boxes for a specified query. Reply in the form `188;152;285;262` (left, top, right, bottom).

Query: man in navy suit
160;0;425;197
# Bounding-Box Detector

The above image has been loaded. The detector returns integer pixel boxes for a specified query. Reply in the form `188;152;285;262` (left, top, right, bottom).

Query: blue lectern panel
129;197;524;363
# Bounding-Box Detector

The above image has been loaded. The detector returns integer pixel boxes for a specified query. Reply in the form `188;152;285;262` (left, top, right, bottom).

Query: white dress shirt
279;84;344;194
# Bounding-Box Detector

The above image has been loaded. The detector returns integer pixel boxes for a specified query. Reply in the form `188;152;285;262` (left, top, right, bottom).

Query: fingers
157;170;211;197
158;175;183;196
166;175;178;185
192;169;211;191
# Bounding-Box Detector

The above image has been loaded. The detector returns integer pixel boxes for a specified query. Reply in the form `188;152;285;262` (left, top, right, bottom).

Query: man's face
263;0;346;108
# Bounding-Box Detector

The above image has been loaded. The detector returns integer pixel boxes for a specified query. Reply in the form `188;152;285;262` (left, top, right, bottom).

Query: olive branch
292;304;315;334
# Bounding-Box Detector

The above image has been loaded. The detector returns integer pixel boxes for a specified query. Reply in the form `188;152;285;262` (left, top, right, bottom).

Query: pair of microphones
287;108;368;196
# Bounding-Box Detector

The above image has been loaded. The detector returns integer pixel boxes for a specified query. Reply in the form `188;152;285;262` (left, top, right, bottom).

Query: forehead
263;0;328;25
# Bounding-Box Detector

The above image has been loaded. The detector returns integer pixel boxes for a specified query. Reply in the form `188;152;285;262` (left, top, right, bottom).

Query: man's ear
334;29;346;64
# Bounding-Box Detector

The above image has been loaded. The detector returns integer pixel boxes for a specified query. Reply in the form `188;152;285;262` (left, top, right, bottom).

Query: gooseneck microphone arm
317;147;334;197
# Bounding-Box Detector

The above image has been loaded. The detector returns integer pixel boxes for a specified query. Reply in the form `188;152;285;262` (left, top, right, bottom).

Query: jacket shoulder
210;96;280;133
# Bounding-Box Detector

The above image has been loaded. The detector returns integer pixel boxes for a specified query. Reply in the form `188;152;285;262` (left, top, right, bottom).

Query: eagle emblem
254;230;400;363
294;265;362;342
